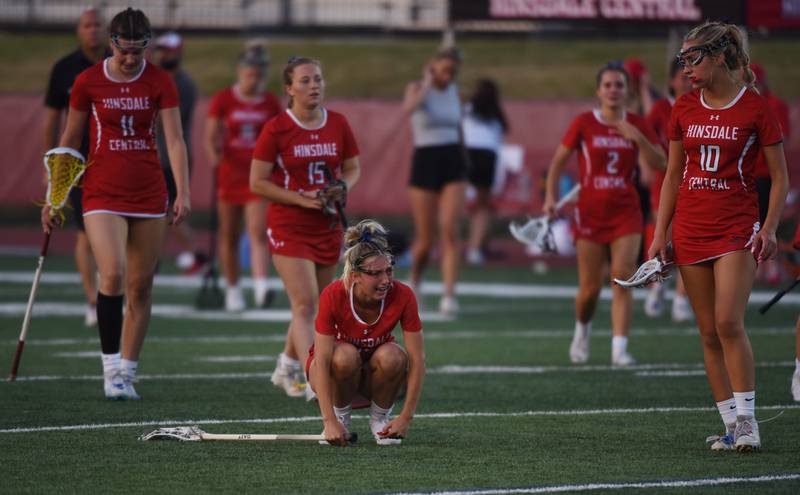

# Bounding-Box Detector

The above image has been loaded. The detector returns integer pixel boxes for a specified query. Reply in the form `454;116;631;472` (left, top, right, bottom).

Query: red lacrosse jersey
252;108;359;232
315;279;422;352
70;59;178;216
208;86;281;202
561;110;659;238
668;87;783;264
754;92;790;179
645;97;674;213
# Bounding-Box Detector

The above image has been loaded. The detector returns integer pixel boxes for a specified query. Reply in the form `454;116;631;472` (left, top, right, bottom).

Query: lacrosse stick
10;147;88;381
321;167;347;231
759;276;800;314
196;172;225;309
613;255;673;288
139;426;357;444
509;184;580;252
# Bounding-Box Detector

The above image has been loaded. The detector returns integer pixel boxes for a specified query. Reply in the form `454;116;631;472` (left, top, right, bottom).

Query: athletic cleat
614;257;671;288
466;249;485;266
569;329;589;364
104;371;126;400
254;287;275;308
644;284;665;318
370;415;402;445
734;416;761;452
84;304;98;327
270;365;306;398
612;352;636;367
705;433;735;451
671;295;694;322
225;286;246;312
121;374;141;400
439;295;459;316
305;383;317;402
792;370;800;402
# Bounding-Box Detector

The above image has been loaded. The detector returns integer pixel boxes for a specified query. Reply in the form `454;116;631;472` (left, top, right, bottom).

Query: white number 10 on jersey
699;144;720;172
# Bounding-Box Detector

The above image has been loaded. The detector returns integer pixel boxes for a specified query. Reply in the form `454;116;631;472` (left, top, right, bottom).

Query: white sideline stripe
7;327;795;348
1;271;798;305
7;361;793;381
636;370;707;377
195;355;276;363
389;474;800;495
53;351;101;358
0;302;453;323
1;404;797;434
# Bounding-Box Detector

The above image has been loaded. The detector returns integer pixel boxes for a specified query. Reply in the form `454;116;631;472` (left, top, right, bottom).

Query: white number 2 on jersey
120;115;135;137
606;151;619;174
699;144;720;172
307;161;326;185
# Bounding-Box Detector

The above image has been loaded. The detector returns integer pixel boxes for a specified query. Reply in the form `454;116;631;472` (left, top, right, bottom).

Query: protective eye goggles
358;265;395;278
676;45;710;68
111;33;151;52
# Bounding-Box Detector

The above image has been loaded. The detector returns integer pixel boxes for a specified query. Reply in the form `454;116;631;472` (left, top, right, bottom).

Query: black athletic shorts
756;176;771;225
68;186;85;231
466;148;497;189
409;144;466;191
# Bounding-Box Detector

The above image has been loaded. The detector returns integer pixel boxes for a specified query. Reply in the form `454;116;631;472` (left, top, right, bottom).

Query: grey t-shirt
157;69;196;170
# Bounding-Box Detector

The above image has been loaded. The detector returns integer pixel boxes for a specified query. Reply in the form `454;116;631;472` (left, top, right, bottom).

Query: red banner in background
748;0;800;30
1;95;798;217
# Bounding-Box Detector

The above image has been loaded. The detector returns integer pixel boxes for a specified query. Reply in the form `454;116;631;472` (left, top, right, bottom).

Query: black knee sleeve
96;292;123;354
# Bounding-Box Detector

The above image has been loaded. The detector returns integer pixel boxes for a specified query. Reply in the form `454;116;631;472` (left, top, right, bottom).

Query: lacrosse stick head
42;147;88;219
139;426;205;441
613;257;672;288
509;216;557;253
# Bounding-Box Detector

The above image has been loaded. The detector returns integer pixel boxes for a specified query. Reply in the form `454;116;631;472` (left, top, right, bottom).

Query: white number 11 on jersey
699;144;720;172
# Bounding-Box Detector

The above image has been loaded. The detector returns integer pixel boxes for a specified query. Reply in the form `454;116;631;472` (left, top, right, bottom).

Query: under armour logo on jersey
120;87;130;94
310;134;319;140
710;115;720;121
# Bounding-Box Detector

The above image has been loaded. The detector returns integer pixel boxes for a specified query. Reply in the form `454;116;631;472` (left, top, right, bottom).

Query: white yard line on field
388;473;800;495
195;355;276;363
0;404;797;434
1;271;798;305
8;361;793;381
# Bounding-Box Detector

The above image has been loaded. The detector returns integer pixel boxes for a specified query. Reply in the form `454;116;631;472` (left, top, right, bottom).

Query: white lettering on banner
688;177;730;191
593;176;626;189
108;139;151;151
489;0;701;21
592;135;634;149
102;97;151;111
685;125;739;140
293;143;338;158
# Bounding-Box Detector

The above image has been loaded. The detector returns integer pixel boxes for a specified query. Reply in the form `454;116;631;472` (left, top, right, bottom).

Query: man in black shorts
42;7;107;327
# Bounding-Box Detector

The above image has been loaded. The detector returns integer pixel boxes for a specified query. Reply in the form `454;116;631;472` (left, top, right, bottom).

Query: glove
318;179;347;215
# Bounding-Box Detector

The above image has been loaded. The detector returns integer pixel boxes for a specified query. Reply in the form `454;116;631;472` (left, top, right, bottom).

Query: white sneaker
612;352;636;367
104;371;126;400
569;328;589;363
792;370;800;402
370;414;402;445
254;286;274;308
644;284;665;318
225;286;246;312
305;384;317;402
671;295;694;322
176;251;195;270
706;432;735;451
734;416;761;452
121;373;141;400
84;304;98;327
466;249;485;266
439;295;459;316
270;364;306;398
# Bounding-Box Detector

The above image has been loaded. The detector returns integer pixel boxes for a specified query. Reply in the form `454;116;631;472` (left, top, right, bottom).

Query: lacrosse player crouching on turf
307;220;425;446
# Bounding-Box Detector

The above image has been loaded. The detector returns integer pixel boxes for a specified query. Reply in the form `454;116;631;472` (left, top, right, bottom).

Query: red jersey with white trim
754;93;790;179
668;88;783;250
70;59;179;215
315;280;422;351
208;86;281;170
561;110;659;226
252;108;359;231
645;98;673;212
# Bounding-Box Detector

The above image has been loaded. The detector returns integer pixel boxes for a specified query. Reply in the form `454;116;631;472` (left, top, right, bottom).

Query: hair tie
360;231;372;244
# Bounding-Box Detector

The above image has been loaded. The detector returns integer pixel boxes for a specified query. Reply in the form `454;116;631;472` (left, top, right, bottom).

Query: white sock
101;352;120;377
795;358;800;374
716;398;737;432
575;321;591;339
611;336;628;358
254;277;269;293
370;401;393;421
278;352;299;372
333;404;352;424
733;391;755;418
120;358;138;381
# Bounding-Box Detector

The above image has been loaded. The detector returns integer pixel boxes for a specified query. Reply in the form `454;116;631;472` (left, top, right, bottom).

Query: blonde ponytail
341;220;391;284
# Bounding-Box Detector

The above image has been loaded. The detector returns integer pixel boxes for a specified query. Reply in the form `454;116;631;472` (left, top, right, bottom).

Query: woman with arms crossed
544;63;665;366
42;8;190;400
650;21;788;451
250;57;360;400
308;220;425;446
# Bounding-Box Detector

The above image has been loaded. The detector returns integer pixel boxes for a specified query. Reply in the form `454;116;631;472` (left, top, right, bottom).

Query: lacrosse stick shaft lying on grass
139;426;357;444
